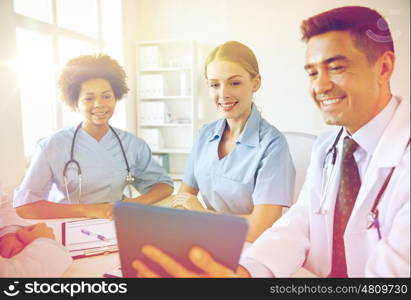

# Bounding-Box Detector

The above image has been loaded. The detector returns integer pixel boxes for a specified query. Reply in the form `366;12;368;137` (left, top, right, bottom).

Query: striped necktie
329;136;361;278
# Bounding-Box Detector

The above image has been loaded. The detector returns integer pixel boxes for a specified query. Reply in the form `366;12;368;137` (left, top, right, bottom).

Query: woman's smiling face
206;60;260;122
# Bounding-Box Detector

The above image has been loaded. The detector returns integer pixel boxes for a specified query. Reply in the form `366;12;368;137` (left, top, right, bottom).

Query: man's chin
322;115;343;127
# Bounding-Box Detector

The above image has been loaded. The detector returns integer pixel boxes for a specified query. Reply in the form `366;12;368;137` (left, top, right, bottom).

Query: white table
40;197;172;278
37;217;119;278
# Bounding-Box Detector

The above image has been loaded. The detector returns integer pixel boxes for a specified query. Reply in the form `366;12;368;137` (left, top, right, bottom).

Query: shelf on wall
140;96;192;100
152;148;191;154
137;39;197;179
140;67;191;73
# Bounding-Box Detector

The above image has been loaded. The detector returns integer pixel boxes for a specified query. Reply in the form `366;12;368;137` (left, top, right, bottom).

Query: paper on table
103;265;123;278
64;219;117;251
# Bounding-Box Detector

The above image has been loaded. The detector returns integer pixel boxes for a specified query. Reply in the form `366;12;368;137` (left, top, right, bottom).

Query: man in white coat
0;191;72;277
131;6;410;278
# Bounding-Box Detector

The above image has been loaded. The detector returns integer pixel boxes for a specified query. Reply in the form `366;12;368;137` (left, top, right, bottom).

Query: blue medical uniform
13;126;173;206
184;105;295;214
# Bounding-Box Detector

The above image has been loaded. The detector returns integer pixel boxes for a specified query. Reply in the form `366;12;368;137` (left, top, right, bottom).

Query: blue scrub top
183;105;295;214
13;126;173;206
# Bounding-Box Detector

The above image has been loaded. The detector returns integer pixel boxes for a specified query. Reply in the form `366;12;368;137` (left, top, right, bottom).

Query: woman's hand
0;233;25;258
16;223;55;244
132;245;250;278
171;193;205;211
86;202;113;219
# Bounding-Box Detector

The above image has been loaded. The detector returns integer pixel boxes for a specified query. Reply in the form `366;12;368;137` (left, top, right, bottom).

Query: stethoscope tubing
63;122;132;203
316;127;343;214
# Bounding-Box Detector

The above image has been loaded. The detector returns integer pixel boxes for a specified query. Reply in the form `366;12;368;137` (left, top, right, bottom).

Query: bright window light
14;0;125;156
13;0;52;23
58;36;99;67
56;0;98;38
58;36;112;129
101;0;123;63
15;28;56;156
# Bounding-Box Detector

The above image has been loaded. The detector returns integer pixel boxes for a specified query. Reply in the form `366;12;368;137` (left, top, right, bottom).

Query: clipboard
62;218;118;259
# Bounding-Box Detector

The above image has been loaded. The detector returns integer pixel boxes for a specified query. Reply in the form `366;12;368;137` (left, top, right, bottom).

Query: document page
63;219;117;255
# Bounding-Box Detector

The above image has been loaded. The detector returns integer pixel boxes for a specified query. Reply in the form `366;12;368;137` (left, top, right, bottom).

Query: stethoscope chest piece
123;172;139;198
126;173;135;184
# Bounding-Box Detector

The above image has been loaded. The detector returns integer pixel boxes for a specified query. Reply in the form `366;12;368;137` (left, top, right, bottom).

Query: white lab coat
242;96;410;277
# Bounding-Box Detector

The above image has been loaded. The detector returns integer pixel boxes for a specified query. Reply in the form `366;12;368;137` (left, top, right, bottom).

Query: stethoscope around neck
316;127;343;215
63;122;136;203
315;127;405;240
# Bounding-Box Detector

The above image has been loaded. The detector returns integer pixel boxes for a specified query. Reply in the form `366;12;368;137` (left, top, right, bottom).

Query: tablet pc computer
113;201;248;277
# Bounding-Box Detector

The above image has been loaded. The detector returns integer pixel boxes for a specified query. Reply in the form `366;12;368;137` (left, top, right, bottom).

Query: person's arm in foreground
16;200;112;219
132;245;251;278
0;223;72;277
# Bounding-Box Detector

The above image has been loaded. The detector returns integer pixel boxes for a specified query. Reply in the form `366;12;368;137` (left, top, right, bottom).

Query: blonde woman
172;41;295;242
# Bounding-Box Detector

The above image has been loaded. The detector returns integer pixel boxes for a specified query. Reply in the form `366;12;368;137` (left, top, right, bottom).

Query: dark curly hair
58;54;129;110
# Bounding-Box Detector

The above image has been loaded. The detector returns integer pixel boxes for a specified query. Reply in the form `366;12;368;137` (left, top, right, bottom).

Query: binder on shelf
139;74;163;98
137;40;196;184
180;72;187;96
139;46;159;70
140;102;168;125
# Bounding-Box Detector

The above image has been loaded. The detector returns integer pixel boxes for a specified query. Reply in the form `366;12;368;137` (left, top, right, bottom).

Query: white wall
130;0;410;134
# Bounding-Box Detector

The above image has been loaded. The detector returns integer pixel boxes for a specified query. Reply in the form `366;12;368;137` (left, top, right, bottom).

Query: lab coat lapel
347;97;410;236
344;96;409;276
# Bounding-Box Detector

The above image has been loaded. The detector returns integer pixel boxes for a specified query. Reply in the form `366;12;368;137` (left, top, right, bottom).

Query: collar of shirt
333;96;399;180
349;95;398;155
78;126;113;143
207;104;261;147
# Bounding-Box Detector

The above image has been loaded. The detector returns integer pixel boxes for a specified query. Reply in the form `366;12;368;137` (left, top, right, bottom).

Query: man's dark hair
301;6;394;63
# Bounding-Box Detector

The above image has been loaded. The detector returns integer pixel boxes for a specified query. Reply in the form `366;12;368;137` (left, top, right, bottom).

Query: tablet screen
113;201;248;277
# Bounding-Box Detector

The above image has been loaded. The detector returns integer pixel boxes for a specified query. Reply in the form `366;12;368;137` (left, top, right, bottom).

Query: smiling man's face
305;30;384;134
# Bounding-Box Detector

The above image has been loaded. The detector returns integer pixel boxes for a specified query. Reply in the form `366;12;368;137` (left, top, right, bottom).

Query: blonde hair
204;41;259;79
